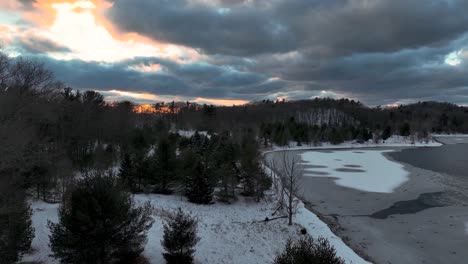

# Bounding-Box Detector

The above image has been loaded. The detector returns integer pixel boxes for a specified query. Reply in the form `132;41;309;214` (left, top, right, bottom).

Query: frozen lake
389;143;468;177
300;149;408;193
265;145;468;264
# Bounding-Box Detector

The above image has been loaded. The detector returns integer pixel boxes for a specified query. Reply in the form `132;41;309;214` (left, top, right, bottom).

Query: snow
135;194;301;264
21;201;59;263
269;135;441;152
432;133;468;137
295;201;370;264
173;130;210;139
22;191;369;264
300;150;408;193
263;164;370;264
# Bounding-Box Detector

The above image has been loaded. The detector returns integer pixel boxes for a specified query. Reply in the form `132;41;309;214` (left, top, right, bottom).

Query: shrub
274;235;345;264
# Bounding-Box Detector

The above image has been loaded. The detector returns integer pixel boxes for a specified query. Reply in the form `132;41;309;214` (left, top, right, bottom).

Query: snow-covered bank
25;193;367;264
136;194;300;264
295;202;370;263
23;191;369;264
262;164;371;264
268;136;441;152
432;134;468;137
300;150;408;193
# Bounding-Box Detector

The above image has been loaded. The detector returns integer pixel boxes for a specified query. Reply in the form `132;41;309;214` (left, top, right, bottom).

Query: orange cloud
193;97;249;106
17;0;203;62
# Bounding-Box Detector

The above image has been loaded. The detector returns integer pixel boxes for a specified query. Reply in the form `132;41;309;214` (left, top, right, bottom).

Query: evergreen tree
162;209;200;264
211;134;238;202
274;235;345;264
118;153;135;191
0;188;34;264
152;137;177;194
240;133;271;201
48;173;154;264
382;126;392;140
216;163;238;203
186;161;213;204
329;127;344;145
399;122;411;137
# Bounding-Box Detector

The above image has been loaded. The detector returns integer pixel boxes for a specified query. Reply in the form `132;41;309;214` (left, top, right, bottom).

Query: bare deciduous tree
268;151;303;226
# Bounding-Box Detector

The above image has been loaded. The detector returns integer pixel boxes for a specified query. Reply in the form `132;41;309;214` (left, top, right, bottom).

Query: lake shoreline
265;143;468;264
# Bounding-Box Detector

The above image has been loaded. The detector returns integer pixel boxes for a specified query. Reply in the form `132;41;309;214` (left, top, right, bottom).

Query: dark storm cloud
37;55;286;100
106;0;296;56
107;0;468;57
277;0;468;56
15;35;71;54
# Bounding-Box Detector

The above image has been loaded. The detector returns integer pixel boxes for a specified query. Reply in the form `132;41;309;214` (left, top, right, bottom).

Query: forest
1;52;467;263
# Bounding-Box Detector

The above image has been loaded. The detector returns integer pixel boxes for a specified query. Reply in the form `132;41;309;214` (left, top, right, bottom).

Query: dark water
369;192;447;219
389;144;468;177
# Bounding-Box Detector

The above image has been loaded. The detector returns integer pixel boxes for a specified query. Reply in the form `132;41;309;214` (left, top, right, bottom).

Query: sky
1;0;467;106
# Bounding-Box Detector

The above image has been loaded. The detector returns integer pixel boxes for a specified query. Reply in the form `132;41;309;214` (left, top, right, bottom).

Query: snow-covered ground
432;134;468;137
22;192;369;264
300;150;409;193
269;135;441;152
21;201;59;263
172;129;210;138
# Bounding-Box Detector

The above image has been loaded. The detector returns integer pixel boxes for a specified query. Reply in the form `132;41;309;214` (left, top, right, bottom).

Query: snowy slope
22;192;369;264
19;197;308;264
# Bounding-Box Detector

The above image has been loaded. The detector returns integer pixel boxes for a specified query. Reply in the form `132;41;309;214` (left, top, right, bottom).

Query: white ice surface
300;150;408;193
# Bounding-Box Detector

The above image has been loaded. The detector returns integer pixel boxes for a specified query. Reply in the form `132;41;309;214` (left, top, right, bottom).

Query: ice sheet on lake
300;150;408;193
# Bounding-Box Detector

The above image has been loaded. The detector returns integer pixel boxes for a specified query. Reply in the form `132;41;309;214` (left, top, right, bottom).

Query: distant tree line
176;98;468;146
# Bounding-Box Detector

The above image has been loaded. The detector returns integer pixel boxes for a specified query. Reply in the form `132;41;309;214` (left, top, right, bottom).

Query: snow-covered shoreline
262;159;371;264
265;135;442;153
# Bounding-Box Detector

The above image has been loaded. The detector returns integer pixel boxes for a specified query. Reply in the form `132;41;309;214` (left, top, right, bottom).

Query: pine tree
274;235;345;264
178;149;199;195
0;188;34;264
162;209;199;264
48;173;154;264
240;133;271;201
211;135;238;203
186;161;213;204
382;126;392;140
118;153;134;191
152;137;176;194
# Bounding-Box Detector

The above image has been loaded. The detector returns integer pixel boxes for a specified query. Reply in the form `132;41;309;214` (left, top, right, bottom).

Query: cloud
33;55;288;101
107;0;296;56
3;0;468;105
15;33;71;54
107;0;468;57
